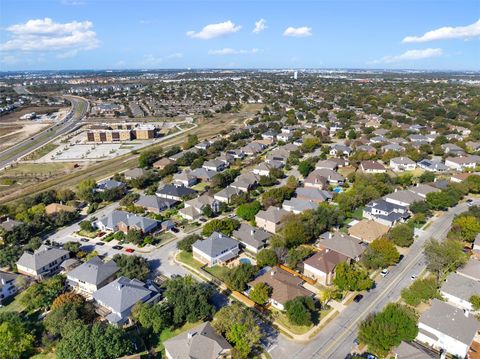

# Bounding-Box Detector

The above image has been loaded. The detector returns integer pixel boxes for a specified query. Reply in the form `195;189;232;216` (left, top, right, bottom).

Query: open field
0;106;252;204
0;122;51;151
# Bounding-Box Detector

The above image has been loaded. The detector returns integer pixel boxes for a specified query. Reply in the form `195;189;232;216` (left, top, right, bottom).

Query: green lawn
191;182;209;192
204;265;229;281
77;229;99;238
176;251;204;270
0;292;26;313
23;143;59;161
271;308;313;335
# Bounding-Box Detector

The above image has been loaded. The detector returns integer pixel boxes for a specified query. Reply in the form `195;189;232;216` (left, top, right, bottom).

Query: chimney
187;332;195;339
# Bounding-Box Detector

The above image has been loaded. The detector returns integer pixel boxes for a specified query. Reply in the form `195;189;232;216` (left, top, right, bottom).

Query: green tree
358;303;418;357
0;314;35;359
131;302;172;334
256;248;279;268
249;282;271;304
201;218;240;236
334;262;373;291
236;201;261;221
224;263;257;291
113;254;149;280
280;218;310;248
77;179;97;202
362;238;400;269
451;215;480;242
164;276;214;325
401;277;440;307
424;239;468;277
388;224;414;247
213;303;263;359
470;294;480;311
20;275;65;311
298;160;314;177
261;186;294;208
79;220;94;232
284;296;316;326
177;234;202;252
286;246;313;269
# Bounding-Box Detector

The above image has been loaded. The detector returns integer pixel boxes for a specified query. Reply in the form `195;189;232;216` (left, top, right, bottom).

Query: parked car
97;232;105;237
410;274;417;280
170;227;180;233
380;269;389;277
353;294;363;303
467;199;474;207
96;242;105;246
112;245;123;250
80;238;89;242
125;248;134;253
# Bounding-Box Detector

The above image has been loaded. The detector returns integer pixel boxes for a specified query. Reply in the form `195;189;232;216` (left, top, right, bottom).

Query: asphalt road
268;199;476;359
0;95;89;170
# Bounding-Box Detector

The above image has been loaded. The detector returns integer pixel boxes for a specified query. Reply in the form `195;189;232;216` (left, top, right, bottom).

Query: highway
0;95;89;170
268;200;475;359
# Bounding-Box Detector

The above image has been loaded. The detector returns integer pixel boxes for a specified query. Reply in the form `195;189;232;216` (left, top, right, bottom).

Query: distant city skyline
0;0;479;71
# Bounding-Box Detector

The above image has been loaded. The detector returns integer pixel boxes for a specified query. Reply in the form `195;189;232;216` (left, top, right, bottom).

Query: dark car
96;242;105;246
170;227;180;233
353;294;363;303
112;245;123;250
80;238;89;242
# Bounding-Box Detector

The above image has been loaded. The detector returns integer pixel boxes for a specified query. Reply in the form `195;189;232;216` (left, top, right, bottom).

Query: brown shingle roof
303;249;348;274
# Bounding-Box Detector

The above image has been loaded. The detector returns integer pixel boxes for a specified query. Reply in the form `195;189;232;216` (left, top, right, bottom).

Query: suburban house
0;271;19;303
195;140;211;150
202;159;226;172
135;195;178;214
45;203;76;215
363;199;410;227
445;156;480;171
348;220;390;243
232;223;271;254
67;256;119;296
179;194;220;221
190;168;218;182
295;187;332;203
0;218;23;234
153;157;175;170
440;272;480;311
255;206;290;234
282;198;318;214
303;249;348;286
390;157;416;172
16;245;70;278
92;276;160;325
213;186;242;204
416;299;479;358
230;173;260;192
96;179;126;192
164;321;232;359
382;143;405;153
329;144;352;157
417;159;448;172
252;162;282;176
359;160;387;174
457;258;480;282
124;168;148;180
192;232;240;267
318;233;366;261
248;267;315;310
173;171;198;187
315;159;338;171
156;184;197;201
442;143;465;156
94;210;158;234
409;184;440;199
383;190;424;208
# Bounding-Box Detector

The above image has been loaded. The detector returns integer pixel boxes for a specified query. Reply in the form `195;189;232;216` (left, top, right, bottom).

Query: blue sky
0;0;479;71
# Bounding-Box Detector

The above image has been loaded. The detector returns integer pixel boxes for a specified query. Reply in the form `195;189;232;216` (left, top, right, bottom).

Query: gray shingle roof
135;195;178;211
156;184;197;198
419;299;479;346
67;256;119;286
295;187;332;202
98;210;158;232
93;276;157;320
232;223;271;249
17;245;69;271
440;272;480;302
192;232;239;258
164;322;232;359
318;233;366;260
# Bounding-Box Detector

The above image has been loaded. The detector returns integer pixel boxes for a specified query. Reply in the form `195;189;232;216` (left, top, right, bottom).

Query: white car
411;274;417;280
467;199;474;207
380;269;389;277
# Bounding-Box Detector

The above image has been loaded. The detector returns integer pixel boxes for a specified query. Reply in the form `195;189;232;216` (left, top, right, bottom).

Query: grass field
23;143;59;160
0;292;26;313
204;265;229;281
176;251;204;270
1;162;73;176
271;308;314;335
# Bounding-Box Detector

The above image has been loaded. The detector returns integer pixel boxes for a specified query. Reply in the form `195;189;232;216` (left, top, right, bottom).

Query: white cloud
0;18;99;53
283;26;312;37
141;52;184;66
253;19;267;34
403;19;480;43
61;0;85;5
187;21;241;40
371;48;443;64
208;48;259;55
